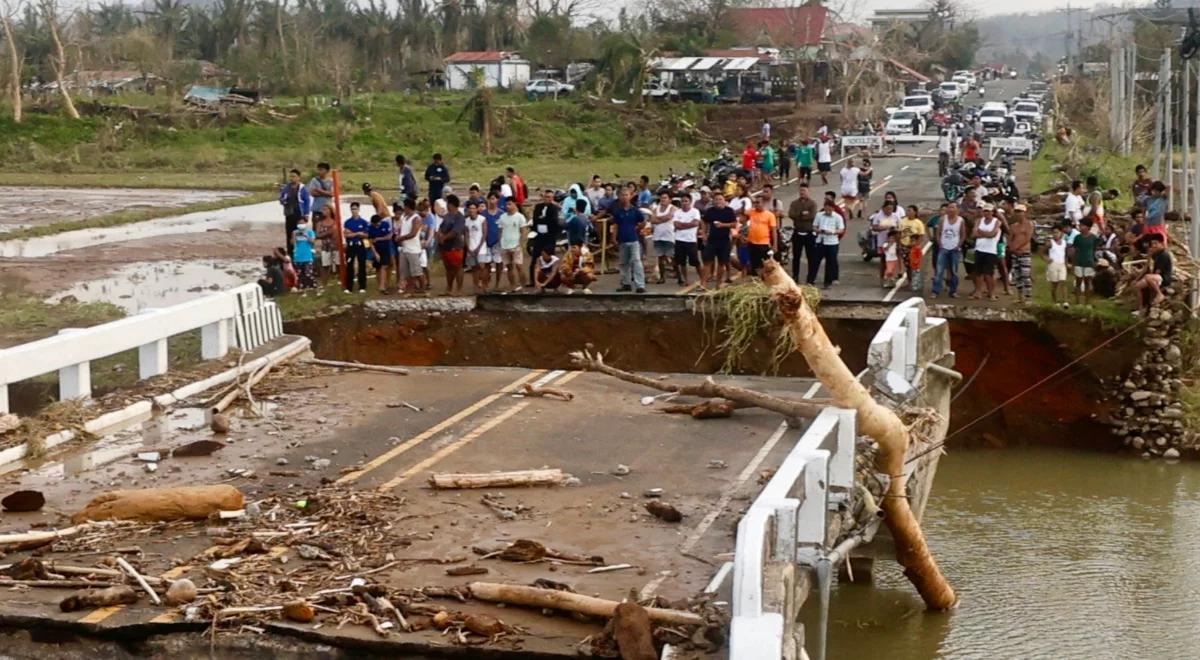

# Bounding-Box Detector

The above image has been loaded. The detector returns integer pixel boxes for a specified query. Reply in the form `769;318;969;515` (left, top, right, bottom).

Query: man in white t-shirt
671;195;703;286
393;197;425;292
839;159;861;217
497;198;529;291
464;201;487;293
1064;179;1085;226
816;135;833;185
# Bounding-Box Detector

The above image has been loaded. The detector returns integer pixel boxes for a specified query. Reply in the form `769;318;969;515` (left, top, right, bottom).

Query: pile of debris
0;484;723;656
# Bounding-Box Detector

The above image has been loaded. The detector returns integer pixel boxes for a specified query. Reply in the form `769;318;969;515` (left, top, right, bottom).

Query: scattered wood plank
429;469;567;490
60;585;138;612
116;557;161;605
521;384;575;401
468;582;704;626
309;359;409;376
1;579;119;589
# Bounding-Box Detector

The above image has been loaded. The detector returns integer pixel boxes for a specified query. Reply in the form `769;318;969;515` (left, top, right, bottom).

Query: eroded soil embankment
287;310;1138;450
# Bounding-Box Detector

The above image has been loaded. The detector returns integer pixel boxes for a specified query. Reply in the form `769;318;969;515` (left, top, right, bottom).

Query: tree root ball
165;578;198;605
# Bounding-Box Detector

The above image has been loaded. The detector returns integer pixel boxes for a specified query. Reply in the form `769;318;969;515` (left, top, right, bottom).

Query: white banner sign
989;137;1034;160
840;135;883;156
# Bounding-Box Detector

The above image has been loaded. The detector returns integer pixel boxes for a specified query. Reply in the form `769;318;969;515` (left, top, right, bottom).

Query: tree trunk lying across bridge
468;582;704;626
428;469;567;489
761;260;957;611
567;352;828;421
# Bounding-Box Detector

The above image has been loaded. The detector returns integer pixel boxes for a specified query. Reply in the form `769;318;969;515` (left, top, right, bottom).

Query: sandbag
72;485;244;523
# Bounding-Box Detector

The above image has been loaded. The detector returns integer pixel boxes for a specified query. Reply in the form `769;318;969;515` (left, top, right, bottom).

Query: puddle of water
46;259;261;313
0;199;367;258
0;187;248;232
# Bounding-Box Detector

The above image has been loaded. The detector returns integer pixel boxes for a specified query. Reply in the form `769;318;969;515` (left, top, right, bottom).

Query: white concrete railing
0;284;283;413
729;298;936;659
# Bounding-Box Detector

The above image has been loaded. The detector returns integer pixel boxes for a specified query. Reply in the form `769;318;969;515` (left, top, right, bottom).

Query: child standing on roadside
1045;224;1069;308
292;217;317;290
883;229;900;284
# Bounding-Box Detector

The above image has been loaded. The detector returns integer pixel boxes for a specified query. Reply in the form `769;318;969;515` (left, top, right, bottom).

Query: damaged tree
759;260;957;610
39;0;80;120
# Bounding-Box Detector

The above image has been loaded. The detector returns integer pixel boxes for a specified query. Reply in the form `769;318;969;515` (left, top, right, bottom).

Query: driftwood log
568;351;827;420
309;359;409;376
761;260;956;610
468;582;704;626
521;384;575;401
429;469;567;489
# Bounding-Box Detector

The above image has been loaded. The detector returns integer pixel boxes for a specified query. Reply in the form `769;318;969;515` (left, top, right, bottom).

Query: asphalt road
580;77;1035;304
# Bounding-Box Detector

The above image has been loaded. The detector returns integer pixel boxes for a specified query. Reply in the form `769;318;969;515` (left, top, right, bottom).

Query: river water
818;447;1200;659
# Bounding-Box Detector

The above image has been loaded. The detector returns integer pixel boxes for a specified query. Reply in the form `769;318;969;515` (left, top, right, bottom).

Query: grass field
0;294;124;347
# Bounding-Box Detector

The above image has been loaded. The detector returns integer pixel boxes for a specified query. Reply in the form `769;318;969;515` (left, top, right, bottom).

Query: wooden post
332;170;347;289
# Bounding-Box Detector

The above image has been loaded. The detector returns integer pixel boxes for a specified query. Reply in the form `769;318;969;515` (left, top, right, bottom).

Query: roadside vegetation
0;294;123;347
0;94;708;190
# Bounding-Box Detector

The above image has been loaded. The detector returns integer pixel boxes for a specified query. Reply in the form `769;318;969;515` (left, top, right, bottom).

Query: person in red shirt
741;141;758;179
507;166;527;208
962;135;979;163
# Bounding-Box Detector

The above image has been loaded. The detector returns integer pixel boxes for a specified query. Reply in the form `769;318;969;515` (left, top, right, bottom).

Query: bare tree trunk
569;350;828;420
760;261;957;610
0;10;19;123
41;0;79;119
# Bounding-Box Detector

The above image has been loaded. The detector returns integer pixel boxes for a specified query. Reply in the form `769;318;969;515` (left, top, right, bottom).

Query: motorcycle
699;148;737;190
977;86;986;98
857;228;876;262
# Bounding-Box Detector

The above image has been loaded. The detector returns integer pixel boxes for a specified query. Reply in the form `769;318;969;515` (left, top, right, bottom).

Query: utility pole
1167;60;1174;211
1183;59;1190;214
1110;47;1121;148
1127;43;1138;156
1154;51;1169;180
1193;61;1200;258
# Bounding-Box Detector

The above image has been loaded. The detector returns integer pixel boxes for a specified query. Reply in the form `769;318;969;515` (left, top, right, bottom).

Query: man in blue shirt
395;154;418;202
425;153;450;200
609;189;647;293
636;176;653;208
343;202;370;293
368;214;394;294
480;192;504;291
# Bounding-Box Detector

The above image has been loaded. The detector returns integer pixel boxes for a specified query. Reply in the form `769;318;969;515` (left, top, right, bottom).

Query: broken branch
309;359;409;376
115;556;161;605
468;582;704;627
569;350;827;420
521;384;575;401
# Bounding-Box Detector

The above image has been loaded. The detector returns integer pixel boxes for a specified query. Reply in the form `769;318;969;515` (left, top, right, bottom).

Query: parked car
526;79;574;98
1012;100;1042;124
978;107;1009;135
951;75;971;94
900;94;934;117
886;110;926;136
641;80;679;101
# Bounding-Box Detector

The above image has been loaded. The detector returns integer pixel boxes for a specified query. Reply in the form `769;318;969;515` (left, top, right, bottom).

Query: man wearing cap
971;203;1001;300
695;186;712;213
1007;203;1034;304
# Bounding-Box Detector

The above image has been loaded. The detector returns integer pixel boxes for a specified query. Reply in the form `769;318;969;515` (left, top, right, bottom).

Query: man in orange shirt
745;196;777;274
507;166;527;208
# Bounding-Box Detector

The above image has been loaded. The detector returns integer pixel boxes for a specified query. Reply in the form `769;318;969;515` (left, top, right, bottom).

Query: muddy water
46;258;260;313
814;447;1200;659
0;187;246;232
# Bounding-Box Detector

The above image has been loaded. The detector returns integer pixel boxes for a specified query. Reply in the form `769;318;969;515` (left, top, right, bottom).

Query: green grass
1031;138;1148;197
1027;254;1135;326
0;92;707;189
0;294;124;346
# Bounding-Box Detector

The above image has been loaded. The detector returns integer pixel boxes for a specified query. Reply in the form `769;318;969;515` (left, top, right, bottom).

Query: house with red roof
725;5;829;53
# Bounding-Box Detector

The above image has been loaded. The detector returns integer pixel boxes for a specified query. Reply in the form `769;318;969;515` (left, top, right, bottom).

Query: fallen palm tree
759;260;956;609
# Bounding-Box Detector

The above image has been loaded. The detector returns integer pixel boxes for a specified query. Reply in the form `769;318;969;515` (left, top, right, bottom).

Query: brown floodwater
811;447;1200;659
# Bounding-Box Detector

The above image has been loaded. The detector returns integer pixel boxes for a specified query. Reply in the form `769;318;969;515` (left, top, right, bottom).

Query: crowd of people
265;134;1176;315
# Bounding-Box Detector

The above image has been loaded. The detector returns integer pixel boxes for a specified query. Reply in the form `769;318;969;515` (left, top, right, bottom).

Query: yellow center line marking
338;369;546;485
378;401;531;491
79;605;124;624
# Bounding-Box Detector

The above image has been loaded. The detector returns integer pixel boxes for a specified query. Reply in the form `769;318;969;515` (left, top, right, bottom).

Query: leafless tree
0;0;20;123
40;0;79;119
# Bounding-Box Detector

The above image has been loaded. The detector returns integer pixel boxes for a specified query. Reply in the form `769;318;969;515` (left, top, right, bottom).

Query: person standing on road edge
308;163;335;255
394;198;425;294
745;195;777;276
292;216;316;290
1007;203;1034;304
507;167;528;209
899;205;926;293
425;154;450;201
672;195;702;286
610;189;647;293
649;191;677;284
1072;217;1099;305
701;192;737;289
342;202;370;293
480;192;504;291
437;195;467;295
788;183;818;283
971;204;1001;301
498;198;529;291
395;155;418;202
529;189;562;285
367;213;394;295
931;202;964;299
810;198;844;288
279;168;311;259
